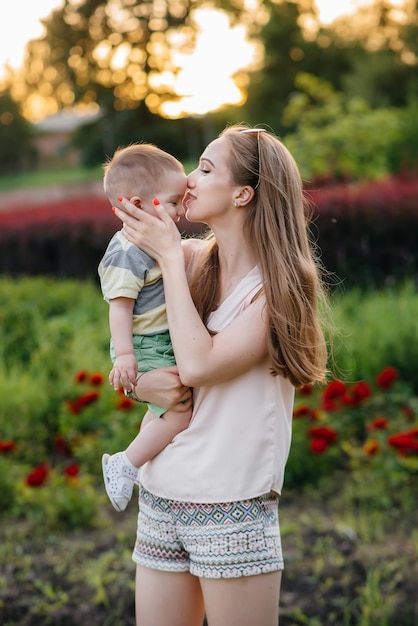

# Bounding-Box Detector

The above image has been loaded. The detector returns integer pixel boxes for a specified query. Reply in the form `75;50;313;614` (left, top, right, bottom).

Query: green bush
330;282;418;391
0;277;416;625
287;368;417;506
0;277;417;531
283;75;418;182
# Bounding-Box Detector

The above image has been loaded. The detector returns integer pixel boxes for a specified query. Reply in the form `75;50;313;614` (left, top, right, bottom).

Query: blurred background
0;2;417;625
0;0;417;175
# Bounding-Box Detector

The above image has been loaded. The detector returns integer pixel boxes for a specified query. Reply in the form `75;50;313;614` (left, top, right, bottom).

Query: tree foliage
17;0;258;122
243;0;360;134
282;74;418;181
0;89;37;174
4;0;417;172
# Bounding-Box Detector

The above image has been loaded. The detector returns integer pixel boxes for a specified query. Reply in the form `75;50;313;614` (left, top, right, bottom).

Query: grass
330;281;418;391
0;277;417;625
0;166;103;192
0;160;197;192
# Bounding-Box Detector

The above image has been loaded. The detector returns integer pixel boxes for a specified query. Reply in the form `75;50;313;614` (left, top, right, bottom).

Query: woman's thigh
135;565;205;626
200;570;281;626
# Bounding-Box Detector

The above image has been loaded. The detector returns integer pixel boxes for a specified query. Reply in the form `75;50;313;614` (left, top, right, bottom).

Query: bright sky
0;0;372;117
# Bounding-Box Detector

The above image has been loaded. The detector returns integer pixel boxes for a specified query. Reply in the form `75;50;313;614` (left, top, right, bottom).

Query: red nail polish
112;206;116;213
117;196;123;202
153;198;160;206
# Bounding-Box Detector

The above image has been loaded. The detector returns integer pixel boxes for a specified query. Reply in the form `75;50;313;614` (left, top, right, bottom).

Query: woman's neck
214;230;257;303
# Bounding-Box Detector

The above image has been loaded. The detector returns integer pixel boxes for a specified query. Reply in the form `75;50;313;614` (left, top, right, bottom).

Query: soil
1;493;417;626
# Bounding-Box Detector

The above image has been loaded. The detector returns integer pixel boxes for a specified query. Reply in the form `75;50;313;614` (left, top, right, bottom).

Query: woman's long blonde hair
189;124;331;388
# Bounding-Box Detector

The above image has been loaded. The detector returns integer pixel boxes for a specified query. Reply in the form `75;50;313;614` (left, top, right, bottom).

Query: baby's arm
109;296;138;391
125;407;192;468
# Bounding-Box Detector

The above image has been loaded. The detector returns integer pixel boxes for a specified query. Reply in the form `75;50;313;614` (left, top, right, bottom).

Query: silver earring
233;201;238;207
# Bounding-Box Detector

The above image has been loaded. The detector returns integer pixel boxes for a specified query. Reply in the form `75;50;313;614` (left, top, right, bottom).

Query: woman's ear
130;195;142;208
234;185;255;207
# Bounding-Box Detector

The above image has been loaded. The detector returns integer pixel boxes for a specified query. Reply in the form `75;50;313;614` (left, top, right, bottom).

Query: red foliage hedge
0;175;417;287
308;175;418;287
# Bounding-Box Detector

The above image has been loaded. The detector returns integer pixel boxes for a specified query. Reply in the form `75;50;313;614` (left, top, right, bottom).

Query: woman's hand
114;197;182;266
134;367;192;413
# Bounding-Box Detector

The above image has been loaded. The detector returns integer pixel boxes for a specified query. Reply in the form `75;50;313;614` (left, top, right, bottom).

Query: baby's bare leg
125;408;192;468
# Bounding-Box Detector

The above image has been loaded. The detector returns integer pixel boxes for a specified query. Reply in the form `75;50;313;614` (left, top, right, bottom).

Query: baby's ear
130;195;142;208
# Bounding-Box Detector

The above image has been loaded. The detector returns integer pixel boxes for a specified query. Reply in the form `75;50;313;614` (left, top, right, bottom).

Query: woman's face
183;137;237;224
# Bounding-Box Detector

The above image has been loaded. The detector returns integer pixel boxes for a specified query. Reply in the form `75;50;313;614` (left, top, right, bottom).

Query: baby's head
104;143;187;221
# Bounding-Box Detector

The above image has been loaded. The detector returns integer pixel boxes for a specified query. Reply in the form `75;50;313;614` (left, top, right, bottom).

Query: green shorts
110;332;176;418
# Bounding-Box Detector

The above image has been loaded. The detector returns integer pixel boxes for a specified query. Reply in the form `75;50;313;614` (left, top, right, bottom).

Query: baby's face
142;170;187;222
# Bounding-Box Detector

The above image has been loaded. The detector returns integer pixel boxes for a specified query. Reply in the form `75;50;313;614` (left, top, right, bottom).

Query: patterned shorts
132;487;284;579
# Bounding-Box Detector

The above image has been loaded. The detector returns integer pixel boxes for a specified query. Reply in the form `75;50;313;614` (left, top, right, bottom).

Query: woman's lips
182;191;194;210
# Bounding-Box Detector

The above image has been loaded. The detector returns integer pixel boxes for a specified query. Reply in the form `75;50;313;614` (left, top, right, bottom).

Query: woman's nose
186;171;196;187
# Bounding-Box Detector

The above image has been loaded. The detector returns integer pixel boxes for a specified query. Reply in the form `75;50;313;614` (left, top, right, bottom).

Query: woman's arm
115;200;268;387
133;367;192;412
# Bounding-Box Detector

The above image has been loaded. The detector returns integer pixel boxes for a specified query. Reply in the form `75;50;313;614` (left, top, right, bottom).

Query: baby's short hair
104;143;184;205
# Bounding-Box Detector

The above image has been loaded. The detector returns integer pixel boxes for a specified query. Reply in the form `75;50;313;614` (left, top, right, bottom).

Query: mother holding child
106;124;330;626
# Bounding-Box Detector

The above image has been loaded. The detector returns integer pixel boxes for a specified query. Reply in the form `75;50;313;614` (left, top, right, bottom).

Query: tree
281;74;404;181
0;88;37;174
243;0;360;135
16;0;258;122
329;0;418;107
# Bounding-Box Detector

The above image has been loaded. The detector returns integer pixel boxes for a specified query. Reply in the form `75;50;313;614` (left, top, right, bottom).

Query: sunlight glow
314;0;373;24
0;0;64;76
162;9;259;117
0;0;412;120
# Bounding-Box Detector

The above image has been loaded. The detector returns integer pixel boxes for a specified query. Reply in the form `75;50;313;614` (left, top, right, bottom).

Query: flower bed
0;175;418;285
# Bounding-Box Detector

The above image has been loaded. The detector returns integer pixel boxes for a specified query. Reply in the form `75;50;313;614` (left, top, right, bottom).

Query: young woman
113;125;330;626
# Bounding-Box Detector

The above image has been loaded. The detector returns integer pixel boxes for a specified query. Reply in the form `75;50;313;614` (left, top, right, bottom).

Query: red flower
66;399;81;414
0;440;16;453
63;463;80;477
363;439;380;456
310;438;329;454
307;425;338;444
366;416;389;432
340;393;357;407
67;390;100;413
321;398;338;411
388;427;418;456
375;367;398;390
351;381;372;402
90;372;105;386
78;390;100;407
293;404;313;418
53;434;73;456
322;379;346;401
116;396;135;410
26;463;49;487
298;384;314;396
74;370;88;383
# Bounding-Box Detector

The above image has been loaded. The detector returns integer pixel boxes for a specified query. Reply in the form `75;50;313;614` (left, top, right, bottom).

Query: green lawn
0;160;197;192
0;166;103;191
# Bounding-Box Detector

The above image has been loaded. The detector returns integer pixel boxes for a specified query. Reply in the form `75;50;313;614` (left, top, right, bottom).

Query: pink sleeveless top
140;266;294;503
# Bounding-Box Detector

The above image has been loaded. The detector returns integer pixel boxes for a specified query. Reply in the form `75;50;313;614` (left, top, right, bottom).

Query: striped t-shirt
98;230;168;336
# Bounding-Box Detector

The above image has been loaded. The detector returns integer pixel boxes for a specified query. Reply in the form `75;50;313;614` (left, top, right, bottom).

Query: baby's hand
109;354;138;391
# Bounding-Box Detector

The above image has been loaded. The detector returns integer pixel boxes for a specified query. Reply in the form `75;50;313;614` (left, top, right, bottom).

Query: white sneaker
102;451;138;512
